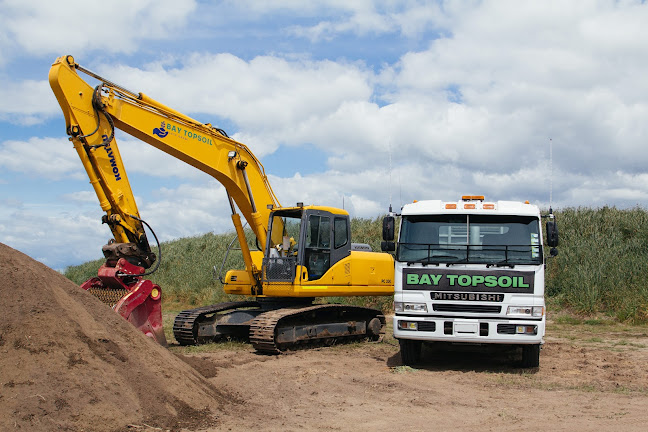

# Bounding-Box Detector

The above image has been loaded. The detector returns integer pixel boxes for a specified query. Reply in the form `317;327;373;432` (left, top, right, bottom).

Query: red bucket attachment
80;258;167;346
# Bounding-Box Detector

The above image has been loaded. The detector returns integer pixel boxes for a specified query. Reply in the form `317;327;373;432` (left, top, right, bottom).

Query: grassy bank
65;207;648;323
545;206;648;323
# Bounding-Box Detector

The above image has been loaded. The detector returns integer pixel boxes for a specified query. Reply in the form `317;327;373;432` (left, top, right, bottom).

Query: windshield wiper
406;257;441;266
486;259;515;268
445;258;469;267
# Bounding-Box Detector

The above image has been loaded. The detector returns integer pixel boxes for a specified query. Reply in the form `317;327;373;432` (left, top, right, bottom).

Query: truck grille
432;304;501;313
417;321;436;332
497;324;517;334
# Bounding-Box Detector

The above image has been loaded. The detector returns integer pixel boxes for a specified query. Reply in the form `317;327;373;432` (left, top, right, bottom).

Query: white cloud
230;0;448;41
93;53;373;155
61;190;98;203
380;1;648;180
0;79;59;125
0;201;106;270
4;0;648;270
0;0;197;58
116;134;213;181
0;180;233;269
138;181;232;242
0;137;83;180
269;168;392;218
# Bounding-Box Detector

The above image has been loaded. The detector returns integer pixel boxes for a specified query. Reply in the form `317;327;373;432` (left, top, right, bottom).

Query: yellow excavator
49;55;394;352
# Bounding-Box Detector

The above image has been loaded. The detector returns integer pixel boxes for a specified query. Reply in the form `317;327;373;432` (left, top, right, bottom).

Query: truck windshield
397;214;542;265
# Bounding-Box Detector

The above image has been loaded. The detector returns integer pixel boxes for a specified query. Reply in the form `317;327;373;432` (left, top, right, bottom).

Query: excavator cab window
334;217;349;249
303;213;353;280
264;210;302;282
305;215;331;279
268;214;301;257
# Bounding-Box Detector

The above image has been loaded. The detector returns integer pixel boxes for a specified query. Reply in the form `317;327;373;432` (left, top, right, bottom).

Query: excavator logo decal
103;135;122;181
153;121;169;138
153;121;213;145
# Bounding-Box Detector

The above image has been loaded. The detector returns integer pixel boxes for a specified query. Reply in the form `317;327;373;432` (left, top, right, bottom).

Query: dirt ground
0;243;225;431
2;241;648;431
178;323;648;432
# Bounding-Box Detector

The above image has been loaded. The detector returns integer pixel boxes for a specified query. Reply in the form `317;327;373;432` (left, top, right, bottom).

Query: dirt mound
0;243;229;431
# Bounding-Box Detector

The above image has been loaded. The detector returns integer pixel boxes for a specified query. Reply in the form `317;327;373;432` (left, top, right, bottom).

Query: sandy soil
180;329;648;432
2;241;647;431
0;243;225;431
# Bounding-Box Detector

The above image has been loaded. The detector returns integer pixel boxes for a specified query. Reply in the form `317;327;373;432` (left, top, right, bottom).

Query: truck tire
399;339;422;366
521;344;540;368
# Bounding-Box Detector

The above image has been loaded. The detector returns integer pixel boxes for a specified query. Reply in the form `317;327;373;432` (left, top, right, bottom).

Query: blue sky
2;0;648;270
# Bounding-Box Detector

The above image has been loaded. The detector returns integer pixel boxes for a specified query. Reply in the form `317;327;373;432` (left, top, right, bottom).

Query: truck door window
305;215;331;279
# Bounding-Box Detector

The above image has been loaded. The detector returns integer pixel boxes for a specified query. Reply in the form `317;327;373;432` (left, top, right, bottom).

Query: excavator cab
263;206;352;283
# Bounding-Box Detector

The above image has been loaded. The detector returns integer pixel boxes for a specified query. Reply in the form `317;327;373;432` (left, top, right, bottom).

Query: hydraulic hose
114;215;162;278
87;85;115;149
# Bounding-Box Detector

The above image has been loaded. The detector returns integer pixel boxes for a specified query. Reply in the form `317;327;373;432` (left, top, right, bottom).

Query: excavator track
173;301;260;345
249;304;385;354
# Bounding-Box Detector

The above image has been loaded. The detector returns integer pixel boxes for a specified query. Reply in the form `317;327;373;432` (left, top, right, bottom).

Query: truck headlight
394;302;427;313
398;320;418;330
507;306;544;317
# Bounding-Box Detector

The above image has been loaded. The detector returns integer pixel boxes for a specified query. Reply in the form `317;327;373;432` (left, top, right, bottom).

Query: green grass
65;207;648;323
545;206;648;323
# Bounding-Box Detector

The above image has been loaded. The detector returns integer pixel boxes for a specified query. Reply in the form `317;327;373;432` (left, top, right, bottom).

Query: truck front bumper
393;315;545;345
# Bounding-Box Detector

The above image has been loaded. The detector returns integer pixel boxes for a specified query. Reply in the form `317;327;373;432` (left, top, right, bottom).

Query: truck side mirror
381;241;396;252
382;215;395;242
546;219;559;248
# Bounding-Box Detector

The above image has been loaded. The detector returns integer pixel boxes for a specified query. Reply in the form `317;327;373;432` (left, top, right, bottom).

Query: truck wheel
521;344;540;368
399;339;422;366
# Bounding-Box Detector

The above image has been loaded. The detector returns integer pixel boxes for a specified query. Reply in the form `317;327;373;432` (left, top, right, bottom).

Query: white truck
382;196;558;368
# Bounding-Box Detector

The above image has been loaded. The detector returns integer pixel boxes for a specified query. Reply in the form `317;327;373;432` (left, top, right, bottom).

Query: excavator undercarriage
173;299;385;353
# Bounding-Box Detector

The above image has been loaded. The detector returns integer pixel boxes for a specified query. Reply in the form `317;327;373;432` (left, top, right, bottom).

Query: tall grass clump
547;206;648;322
145;230;251;306
65;257;106;285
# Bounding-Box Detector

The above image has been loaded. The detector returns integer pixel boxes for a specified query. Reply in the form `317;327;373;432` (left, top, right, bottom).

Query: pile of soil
0;243;230;431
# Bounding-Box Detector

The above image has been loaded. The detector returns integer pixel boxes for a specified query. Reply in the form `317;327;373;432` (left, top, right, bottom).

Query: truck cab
384;196;558;367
